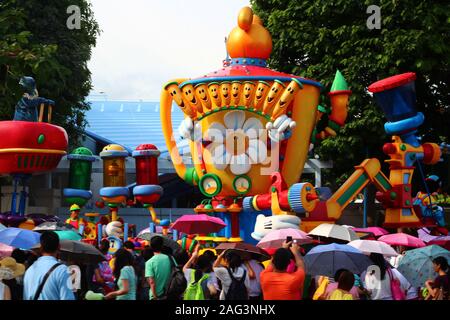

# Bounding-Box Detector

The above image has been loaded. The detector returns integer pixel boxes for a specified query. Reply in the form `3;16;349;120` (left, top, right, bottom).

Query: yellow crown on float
226;6;272;60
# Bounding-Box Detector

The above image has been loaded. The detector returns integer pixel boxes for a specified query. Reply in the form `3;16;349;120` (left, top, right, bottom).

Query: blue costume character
413;175;446;227
13;76;53;122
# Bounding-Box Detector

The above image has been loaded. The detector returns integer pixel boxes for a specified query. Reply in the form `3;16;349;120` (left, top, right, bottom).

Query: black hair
224;251;242;272
273;248;291;271
113;248;134;280
199;253;214;273
123;241;135;250
40;231;60;254
193;255;212;282
99;239;110;255
334;268;348;282
161;245;173;256
150;236;164;252
142;247;154;262
433;256;449;272
202;250;216;263
11;248;27;264
337;271;355;292
369;253;387;280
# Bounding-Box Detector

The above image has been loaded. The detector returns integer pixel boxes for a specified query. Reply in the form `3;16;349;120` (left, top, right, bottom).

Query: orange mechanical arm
326;158;392;220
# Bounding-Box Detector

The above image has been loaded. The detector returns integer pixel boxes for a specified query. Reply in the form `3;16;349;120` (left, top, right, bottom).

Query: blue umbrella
304;243;373;277
54;230;82;241
0;227;41;249
397;245;450;287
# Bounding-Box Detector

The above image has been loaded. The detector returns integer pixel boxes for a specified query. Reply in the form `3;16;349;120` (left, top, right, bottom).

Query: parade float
0;7;446;252
0;76;67;229
160;6;447;244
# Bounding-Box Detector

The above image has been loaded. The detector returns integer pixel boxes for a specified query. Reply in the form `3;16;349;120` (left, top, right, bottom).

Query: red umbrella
171;214;226;235
378;233;426;248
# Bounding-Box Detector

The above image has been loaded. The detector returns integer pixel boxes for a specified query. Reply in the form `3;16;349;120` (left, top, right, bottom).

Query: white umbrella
308;223;359;242
348;239;398;257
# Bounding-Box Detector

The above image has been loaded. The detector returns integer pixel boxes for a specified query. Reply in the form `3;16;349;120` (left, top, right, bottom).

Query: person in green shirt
145;236;175;300
105;249;137;300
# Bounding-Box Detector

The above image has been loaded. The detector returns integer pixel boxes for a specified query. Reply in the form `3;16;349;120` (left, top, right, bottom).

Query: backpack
224;267;248;300
164;255;187;300
387;268;406;300
183;269;210;300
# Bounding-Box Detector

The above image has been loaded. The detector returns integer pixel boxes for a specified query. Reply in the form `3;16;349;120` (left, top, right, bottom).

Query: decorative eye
188;90;192;94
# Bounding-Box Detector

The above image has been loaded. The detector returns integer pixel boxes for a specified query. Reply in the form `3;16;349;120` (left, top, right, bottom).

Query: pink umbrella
378;233;426;248
0;243;13;257
257;228;312;249
352;227;389;237
171;214;226;235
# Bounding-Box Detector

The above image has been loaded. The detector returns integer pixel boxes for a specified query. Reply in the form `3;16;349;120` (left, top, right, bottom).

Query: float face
160;8;323;198
133;144;160;186
68;147;95;190
64;147;95;206
0;121;68;175
100;144;128;187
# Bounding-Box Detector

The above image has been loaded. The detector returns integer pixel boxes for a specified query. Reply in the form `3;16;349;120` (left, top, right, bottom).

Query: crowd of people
0;230;449;301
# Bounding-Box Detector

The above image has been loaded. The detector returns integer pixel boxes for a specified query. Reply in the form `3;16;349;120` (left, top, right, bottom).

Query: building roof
85;100;189;154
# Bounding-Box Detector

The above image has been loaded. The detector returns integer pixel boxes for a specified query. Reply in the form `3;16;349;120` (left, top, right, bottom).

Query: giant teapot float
160;7;351;242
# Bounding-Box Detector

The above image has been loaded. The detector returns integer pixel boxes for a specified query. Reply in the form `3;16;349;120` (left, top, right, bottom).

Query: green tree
251;0;450;188
0;0;100;147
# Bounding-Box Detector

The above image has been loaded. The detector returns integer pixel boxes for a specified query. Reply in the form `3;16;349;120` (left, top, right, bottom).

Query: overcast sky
88;0;250;101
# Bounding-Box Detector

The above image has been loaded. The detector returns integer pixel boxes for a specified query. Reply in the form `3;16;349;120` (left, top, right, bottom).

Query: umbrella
348;240;398;257
0;227;41;249
418;228;450;244
0;223;6;231
428;239;450;251
397;245;450;287
137;226;172;237
138;226;172;236
378;233;425;248
352;227;389;237
0;243;13;257
32;240;106;264
54;230;82;241
137;232;181;254
171;214;226;234
257;228;312;249
33;221;76;232
304;243;373;277
215;242;271;262
308;223;359;243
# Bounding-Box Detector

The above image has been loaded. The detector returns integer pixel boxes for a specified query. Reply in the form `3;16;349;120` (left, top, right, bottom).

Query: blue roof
85;100;186;152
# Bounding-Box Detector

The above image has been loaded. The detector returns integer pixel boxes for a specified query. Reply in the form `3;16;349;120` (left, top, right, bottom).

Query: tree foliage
251;0;450;186
0;0;100;147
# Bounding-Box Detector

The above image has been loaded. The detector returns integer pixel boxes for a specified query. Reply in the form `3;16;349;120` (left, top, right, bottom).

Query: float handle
160;78;197;185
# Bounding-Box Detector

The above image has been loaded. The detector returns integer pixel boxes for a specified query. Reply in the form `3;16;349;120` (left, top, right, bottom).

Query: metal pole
363;146;369;227
11;176;18;216
97;224;103;247
363;187;368;228
124;223;129;241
